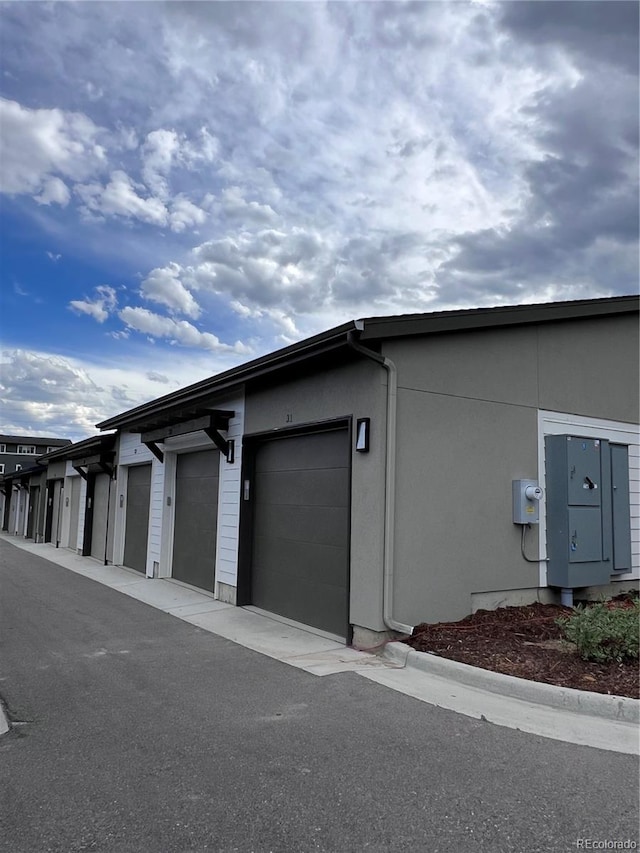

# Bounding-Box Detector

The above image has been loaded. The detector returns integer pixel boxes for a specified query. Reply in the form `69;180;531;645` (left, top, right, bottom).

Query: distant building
0;435;72;526
0;435;72;477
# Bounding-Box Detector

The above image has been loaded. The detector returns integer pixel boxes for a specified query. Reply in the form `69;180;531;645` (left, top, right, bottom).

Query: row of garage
114;424;351;640
3;297;639;644
5;412;352;640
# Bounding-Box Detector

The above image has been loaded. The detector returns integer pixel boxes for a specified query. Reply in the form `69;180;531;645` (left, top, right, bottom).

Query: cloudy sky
1;1;638;440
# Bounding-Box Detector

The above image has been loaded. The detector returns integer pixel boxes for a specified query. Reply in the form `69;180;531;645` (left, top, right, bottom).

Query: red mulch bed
404;595;639;699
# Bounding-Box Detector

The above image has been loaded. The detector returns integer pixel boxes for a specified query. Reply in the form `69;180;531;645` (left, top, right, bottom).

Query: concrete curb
383;642;640;725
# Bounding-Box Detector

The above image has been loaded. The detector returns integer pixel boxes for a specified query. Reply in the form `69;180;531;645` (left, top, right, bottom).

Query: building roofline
97;295;638;432
0;436;72;446
97;321;357;430
357;294;639;341
0;463;46;483
40;433;117;462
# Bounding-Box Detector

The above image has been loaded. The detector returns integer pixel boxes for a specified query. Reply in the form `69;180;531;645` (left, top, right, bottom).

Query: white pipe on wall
347;327;413;637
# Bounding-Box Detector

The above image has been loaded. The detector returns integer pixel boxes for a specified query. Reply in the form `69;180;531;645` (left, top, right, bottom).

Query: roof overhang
42;434;117;479
96;322;357;432
135;409;235;463
41;432;117;463
0;464;45;491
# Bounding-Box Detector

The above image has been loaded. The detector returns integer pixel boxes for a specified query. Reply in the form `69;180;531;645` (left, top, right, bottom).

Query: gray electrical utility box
545;435;632;589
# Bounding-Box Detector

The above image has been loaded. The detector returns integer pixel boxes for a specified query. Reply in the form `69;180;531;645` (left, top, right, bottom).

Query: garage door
67;477;81;552
91;473;112;562
27;486;39;539
50;480;63;545
251;429;350;639
172;449;219;591
123;464;151;573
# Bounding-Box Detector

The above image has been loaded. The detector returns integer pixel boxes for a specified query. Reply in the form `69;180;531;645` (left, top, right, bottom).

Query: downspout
347;324;413;636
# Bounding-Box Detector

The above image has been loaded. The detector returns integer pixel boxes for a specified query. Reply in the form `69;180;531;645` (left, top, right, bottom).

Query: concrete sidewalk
1;533;638;754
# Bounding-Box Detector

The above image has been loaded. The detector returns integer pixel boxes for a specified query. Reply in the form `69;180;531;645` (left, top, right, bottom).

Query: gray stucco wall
384;313;639;626
244;358;388;632
537;315;639;423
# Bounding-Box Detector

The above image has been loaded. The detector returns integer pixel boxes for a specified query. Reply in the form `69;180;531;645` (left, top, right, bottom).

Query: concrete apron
1;533;638;755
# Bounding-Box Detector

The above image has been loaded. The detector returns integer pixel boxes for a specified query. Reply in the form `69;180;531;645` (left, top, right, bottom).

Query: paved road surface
1;539;638;853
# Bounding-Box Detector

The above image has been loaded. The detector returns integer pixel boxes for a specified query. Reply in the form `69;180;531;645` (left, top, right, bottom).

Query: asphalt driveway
1;538;638;853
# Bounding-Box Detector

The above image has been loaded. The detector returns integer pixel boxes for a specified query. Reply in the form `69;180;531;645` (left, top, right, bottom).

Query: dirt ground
404;595;639;699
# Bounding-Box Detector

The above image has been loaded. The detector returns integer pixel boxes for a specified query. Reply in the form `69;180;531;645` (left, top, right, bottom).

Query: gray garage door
51;480;63;546
27;486;39;539
67;477;81;552
123;464;151;573
91;473;112;562
172;449;219;591
251;429;350;639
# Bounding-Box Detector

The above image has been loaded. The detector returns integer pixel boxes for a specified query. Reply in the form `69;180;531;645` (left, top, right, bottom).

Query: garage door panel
252;559;347;637
250;428;349;638
255;469;349;508
177;450;218;477
180;478;219;505
91;473;111;561
172;449;218;592
68;478;81;551
255;431;349;473
126;494;148;511
123;464;151;573
175;514;217;543
253;535;348;588
254;504;348;548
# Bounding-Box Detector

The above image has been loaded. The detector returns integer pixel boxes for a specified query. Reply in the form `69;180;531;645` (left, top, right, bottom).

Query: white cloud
69;285;117;323
35;176;71;207
0;344;253;439
0;97;106;197
169;194;208;233
76;170;168;227
140;263;201;318
229;300;299;340
221;186;278;225
141;128;180;197
0;1;636;440
0;349;111;438
118;306;250;354
141;126;219;199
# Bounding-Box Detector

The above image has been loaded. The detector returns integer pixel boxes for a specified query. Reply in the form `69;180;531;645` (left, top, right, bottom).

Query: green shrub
556;600;639;663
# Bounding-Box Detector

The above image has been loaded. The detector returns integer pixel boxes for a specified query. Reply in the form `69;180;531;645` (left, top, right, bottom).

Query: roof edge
97;294;638;432
358;295;639;340
41;433;117;462
97;320;357;430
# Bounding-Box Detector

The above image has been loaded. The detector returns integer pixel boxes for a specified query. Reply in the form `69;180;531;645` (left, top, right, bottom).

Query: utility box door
611;444;632;572
567;507;603;563
566;439;602;506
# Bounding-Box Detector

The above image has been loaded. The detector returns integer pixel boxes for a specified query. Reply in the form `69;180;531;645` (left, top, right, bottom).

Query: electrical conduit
347;326;413;636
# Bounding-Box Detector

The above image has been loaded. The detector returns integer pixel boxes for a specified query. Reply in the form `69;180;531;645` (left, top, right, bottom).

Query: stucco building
89;296;639;645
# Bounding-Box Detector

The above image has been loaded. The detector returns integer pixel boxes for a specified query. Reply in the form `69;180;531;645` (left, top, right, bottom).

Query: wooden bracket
143;441;164;463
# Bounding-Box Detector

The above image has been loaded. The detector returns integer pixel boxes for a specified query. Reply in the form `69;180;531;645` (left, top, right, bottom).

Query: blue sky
1;1;638;441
